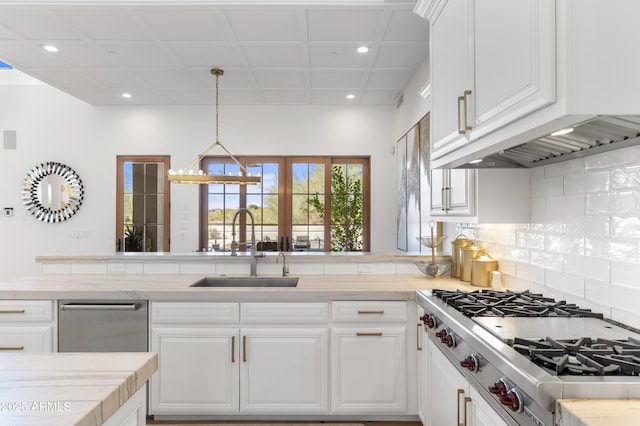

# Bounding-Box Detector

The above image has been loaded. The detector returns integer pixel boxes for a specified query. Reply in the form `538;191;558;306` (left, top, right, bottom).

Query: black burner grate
512;337;640;376
432;289;604;319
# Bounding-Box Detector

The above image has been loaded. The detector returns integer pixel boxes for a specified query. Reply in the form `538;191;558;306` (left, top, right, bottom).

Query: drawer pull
231;335;235;363
0;346;24;351
242;335;247;363
356;332;383;337
0;310;25;314
357;310;384;315
416;323;422;351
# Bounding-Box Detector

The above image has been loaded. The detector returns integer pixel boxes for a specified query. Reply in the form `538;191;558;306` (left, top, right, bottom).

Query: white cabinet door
240;328;329;414
430;169;474;217
430;0;472;156
150;327;239;415
469;386;510;426
428;0;555;161
428;339;470;426
0;327;53;352
471;0;555;138
331;327;407;414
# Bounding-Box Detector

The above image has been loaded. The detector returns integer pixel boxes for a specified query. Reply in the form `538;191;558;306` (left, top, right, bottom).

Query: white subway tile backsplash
611;165;640;189
545;234;584;256
289;263;324;275
497;259;516;275
563;255;609;282
586;191;640;215
611;261;640;287
584;146;640;170
503;246;530;263
546;270;585;297
530;250;563;271
545;158;584;177
564;174;586;195
584;237;639;262
564;216;610;237
585;281;640;314
530;198;546;221
544;176;565;196
611;216;640;238
585;171;610;192
517;231;544;249
546;195;585;216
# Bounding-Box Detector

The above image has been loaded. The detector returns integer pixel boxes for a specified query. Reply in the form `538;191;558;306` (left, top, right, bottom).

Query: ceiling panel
55;9;153;41
225;9;300;42
0;1;428;105
135;8;229;42
307;9;381;42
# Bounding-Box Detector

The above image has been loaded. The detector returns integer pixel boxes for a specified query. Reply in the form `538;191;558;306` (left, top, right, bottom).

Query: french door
116;156;171;252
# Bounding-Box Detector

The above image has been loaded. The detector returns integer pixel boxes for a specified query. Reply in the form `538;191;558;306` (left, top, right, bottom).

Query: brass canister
460;242;481;282
450;234;470;278
471;251;498;287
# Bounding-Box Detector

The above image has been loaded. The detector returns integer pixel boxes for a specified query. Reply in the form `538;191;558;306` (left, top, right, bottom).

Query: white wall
456;145;640;330
0;83;397;279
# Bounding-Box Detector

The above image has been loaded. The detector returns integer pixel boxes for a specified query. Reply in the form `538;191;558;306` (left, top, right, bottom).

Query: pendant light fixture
168;68;260;185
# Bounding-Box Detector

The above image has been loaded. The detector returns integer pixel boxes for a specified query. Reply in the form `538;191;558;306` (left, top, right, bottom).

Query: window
200;156;369;252
116;156;171;252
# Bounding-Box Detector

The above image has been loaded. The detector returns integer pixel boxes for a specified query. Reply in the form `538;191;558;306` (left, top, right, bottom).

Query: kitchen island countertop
556;399;640;426
0;352;157;426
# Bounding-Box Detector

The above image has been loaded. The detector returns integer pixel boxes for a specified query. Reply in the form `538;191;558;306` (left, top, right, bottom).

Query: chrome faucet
230;208;263;277
277;252;289;277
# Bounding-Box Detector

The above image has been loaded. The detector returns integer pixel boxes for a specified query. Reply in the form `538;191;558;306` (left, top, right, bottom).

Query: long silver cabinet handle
0;310;25;314
457;96;465;134
60;304;139;311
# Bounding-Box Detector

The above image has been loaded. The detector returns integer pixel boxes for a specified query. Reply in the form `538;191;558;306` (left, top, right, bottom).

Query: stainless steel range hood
461;115;640;168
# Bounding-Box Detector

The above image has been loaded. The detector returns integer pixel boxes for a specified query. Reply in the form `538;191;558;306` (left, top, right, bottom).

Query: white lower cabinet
149;302;329;416
417;307;429;425
331;301;408;414
0;300;54;353
150;327;239;414
468;386;509;426
104;384;147;426
428;338;470;426
240;328;328;414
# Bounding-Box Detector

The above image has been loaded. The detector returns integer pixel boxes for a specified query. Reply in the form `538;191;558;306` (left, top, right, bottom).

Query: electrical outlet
2;207;13;217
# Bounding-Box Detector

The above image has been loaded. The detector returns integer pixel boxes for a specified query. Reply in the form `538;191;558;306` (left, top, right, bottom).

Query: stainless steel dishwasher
58;300;148;352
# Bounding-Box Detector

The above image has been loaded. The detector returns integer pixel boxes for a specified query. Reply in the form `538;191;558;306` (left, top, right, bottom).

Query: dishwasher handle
60;303;141;311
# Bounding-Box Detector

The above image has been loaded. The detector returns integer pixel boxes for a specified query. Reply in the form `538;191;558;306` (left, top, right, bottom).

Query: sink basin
189;276;299;288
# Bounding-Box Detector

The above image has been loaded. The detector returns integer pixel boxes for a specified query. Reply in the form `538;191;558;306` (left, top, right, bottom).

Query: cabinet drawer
241;303;329;324
0;300;53;322
0;327;53;352
332;301;407;323
151;302;239;324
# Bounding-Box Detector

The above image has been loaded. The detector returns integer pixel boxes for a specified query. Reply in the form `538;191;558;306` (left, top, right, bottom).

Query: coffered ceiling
0;1;428;106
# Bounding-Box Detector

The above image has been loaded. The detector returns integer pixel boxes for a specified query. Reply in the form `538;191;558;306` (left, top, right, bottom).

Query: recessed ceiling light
121;93;132;99
550;127;574;136
346;94;356;100
357;46;370;54
469;159;483;164
42;45;58;53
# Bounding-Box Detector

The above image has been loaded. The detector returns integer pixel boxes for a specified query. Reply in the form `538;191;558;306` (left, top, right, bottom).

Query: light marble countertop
556;399;640;426
0;274;476;301
0;352;157;426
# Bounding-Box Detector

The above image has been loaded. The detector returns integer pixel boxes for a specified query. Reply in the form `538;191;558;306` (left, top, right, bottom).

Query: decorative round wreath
21;162;84;223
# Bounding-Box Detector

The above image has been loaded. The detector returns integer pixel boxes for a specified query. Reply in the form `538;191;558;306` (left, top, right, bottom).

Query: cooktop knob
424;314;437;328
499;388;523;412
460;354;479;371
435;329;447;338
442;331;456;348
488;378;509;396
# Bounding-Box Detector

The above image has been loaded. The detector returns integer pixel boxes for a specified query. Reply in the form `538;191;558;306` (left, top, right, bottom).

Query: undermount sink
189;276;299;288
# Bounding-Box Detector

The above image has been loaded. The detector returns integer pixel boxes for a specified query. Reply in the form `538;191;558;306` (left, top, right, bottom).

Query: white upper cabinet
418;0;640;169
422;0;556;163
